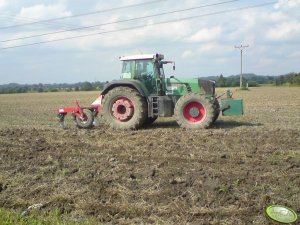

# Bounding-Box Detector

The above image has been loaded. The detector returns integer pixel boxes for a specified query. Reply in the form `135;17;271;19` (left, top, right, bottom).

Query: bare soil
0;87;299;224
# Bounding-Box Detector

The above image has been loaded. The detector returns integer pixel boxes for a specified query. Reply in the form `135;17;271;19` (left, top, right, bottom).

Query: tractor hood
165;77;215;96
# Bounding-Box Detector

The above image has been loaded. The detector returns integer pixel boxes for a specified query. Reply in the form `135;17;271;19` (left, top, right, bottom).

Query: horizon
0;72;290;86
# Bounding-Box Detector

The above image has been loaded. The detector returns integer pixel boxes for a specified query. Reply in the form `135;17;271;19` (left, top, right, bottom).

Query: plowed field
0;87;299;224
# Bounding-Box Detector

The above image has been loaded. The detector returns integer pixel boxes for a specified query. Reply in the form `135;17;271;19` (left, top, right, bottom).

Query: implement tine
57;113;67;129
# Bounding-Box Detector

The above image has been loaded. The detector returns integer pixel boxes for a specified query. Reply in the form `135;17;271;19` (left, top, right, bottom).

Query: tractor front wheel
174;93;214;129
101;87;147;129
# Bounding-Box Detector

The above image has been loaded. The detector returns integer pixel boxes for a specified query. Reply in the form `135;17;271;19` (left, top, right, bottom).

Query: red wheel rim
111;97;134;121
183;101;206;123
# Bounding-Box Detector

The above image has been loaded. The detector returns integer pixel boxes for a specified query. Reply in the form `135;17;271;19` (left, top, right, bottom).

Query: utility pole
235;44;249;89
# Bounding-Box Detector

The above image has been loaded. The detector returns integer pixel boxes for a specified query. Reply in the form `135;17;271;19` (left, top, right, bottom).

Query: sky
0;0;299;84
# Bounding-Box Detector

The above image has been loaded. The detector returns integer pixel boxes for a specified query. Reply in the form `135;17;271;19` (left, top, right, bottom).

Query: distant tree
291;73;300;85
247;80;259;87
216;74;226;87
37;84;44;92
81;82;94;91
275;78;281;86
224;78;239;87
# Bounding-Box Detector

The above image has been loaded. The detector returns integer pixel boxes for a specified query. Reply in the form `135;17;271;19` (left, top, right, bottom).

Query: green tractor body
99;53;243;129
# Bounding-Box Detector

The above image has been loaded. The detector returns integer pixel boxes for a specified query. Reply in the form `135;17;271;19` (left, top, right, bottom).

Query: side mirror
170;75;175;79
173;62;176;70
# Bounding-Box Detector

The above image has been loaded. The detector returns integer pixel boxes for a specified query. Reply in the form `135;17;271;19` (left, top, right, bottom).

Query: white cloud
181;50;192;58
256;58;275;68
266;21;300;41
0;0;7;9
287;51;300;58
187;26;222;42
275;0;300;9
215;58;229;65
18;4;71;20
268;11;287;22
194;42;232;57
240;11;256;28
199;43;220;52
59;20;192;50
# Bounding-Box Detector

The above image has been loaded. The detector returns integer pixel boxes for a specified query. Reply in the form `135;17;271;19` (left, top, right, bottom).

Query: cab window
121;61;134;79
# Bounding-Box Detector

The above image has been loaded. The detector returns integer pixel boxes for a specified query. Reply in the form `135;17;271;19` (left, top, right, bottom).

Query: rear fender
101;80;149;97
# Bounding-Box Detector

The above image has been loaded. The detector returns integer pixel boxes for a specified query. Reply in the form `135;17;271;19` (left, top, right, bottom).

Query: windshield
135;60;155;79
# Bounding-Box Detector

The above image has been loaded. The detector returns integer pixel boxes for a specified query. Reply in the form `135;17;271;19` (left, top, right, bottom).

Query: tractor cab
119;54;167;95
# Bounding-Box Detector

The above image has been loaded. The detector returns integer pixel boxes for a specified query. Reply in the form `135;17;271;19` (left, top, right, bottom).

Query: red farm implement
56;96;102;129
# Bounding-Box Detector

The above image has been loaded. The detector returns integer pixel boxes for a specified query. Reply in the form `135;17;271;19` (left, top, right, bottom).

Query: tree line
0;72;299;94
274;73;300;86
203;73;300;87
0;81;106;94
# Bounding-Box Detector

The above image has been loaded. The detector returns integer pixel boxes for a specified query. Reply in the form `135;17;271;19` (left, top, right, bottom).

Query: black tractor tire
212;98;220;124
143;116;158;126
174;93;214;129
75;109;94;129
101;87;147;129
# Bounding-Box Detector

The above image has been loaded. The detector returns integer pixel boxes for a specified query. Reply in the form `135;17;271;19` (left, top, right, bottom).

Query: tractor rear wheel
101;87;147;129
75;109;94;129
174;93;214;129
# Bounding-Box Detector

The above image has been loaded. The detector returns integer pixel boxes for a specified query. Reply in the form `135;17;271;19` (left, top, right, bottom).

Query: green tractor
57;53;243;129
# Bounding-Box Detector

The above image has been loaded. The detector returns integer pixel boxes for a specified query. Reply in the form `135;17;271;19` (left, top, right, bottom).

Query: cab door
134;59;159;95
155;61;167;96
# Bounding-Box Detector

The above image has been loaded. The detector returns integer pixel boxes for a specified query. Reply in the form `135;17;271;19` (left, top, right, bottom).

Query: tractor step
150;96;159;116
148;96;174;117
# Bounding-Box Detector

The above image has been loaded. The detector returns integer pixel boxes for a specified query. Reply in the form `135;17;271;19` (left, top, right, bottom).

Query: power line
0;0;167;30
0;0;239;43
0;14;79;29
0;1;277;51
0;2;275;50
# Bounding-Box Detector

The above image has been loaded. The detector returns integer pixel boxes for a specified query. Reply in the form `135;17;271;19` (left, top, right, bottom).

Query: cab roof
119;53;164;61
